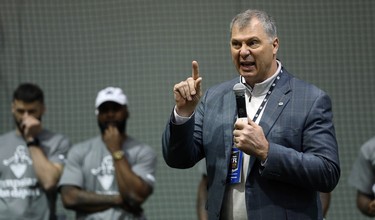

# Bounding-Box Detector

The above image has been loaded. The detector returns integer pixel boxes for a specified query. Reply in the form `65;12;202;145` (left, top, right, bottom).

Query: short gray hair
230;9;277;42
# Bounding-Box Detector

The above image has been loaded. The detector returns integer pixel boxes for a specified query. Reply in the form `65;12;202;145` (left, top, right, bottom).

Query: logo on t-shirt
91;155;114;191
3;145;32;178
0;145;40;199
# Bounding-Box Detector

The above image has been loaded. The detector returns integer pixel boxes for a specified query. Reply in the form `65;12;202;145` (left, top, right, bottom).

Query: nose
22;111;30;118
239;44;251;57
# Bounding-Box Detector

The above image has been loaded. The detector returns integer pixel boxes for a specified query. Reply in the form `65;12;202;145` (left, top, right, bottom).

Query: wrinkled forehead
231;20;268;40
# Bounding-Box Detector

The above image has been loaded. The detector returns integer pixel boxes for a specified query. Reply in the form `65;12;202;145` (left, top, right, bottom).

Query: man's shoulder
125;136;156;156
0;130;16;139
0;131;19;145
204;77;238;98
72;135;101;148
282;68;326;94
210;77;238;90
39;129;70;142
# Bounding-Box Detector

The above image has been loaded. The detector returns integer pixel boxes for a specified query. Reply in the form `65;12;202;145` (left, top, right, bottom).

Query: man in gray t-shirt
0;83;71;220
59;87;157;220
349;136;375;217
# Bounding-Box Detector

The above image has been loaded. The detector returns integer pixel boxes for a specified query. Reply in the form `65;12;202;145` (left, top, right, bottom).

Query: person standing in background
348;136;375;217
163;9;340;220
58;86;157;220
0;83;71;220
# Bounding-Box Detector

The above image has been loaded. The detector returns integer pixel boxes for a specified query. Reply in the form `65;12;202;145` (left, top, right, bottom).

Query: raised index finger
192;60;200;80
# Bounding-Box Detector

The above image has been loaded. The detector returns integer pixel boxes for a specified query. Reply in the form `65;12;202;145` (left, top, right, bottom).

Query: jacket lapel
260;80;291;136
248;71;292;173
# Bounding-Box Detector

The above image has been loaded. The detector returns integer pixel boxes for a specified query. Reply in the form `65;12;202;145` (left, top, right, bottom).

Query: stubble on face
12;100;43;135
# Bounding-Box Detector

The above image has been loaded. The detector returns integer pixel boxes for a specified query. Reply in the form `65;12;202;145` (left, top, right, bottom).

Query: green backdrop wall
1;1;374;219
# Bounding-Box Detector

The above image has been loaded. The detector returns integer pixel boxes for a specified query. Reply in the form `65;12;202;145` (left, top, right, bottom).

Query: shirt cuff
173;106;193;125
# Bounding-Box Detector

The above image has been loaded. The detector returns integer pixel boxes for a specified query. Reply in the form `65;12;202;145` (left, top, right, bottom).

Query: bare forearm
61;186;121;213
68;193;119;213
28;146;61;191
103;130;152;211
114;159;151;207
197;195;207;215
357;191;375;217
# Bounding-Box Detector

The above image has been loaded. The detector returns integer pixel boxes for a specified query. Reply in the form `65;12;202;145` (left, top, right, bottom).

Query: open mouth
240;61;255;70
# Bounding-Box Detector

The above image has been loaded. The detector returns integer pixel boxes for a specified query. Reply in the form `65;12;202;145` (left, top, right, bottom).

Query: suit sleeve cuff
173;106;194;125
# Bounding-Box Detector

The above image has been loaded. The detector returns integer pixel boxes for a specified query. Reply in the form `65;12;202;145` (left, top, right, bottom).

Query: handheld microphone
229;83;246;184
233;83;247;118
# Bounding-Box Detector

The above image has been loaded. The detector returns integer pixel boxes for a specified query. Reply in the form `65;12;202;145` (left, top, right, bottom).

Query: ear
272;37;279;55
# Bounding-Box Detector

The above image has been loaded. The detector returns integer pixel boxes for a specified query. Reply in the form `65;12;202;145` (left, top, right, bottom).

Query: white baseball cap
95;87;128;109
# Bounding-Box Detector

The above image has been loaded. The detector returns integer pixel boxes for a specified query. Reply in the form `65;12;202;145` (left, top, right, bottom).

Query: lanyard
229;73;281;185
248;72;282;122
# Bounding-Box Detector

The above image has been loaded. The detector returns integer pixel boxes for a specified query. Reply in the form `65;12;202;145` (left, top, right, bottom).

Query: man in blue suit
162;9;340;220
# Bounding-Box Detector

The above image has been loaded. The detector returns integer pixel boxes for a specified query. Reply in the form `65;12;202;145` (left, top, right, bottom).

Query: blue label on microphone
228;147;243;184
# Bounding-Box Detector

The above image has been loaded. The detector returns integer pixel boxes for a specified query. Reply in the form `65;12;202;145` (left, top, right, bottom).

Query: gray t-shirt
58;135;157;220
348;136;375;195
0;130;71;220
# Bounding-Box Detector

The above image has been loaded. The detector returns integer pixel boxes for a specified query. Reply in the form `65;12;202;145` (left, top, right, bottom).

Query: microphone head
233;83;246;96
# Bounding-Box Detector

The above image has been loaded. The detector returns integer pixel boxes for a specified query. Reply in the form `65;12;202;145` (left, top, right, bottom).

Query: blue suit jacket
162;67;340;220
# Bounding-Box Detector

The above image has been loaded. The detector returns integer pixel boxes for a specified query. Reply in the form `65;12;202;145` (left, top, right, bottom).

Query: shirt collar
240;60;282;97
